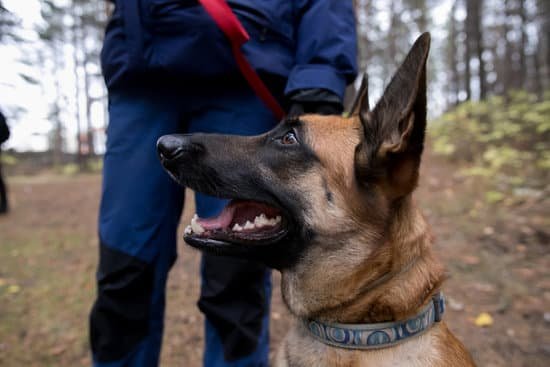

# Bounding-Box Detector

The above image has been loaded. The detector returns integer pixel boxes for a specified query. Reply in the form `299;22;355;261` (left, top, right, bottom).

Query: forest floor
0;148;549;367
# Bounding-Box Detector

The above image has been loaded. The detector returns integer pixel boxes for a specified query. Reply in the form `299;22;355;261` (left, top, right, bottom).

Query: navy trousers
90;84;276;367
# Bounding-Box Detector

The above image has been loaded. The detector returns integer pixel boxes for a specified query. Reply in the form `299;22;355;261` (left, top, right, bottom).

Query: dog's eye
281;131;298;145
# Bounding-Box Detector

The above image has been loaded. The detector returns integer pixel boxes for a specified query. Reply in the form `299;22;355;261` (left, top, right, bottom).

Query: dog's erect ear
349;73;369;117
355;33;430;198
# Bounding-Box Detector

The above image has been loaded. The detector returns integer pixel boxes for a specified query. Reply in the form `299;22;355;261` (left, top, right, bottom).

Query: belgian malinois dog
157;33;475;366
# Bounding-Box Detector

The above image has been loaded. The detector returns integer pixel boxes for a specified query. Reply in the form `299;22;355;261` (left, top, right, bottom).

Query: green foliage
54;158;102;175
60;163;79;176
0;153;17;166
86;158;103;173
429;91;550;201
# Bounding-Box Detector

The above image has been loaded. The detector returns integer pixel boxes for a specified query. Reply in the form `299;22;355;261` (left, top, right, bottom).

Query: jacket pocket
146;0;206;34
228;1;293;47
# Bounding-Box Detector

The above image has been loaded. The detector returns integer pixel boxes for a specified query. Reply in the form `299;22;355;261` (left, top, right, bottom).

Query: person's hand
287;89;343;116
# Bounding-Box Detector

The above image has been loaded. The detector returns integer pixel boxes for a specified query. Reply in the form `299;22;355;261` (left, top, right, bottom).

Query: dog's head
158;34;430;284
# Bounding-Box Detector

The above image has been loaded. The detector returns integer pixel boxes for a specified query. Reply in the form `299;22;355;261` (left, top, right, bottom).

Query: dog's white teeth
266;215;282;226
250;213;283;228
190;214;205;234
231;214;282;232
253;213;269;228
184;225;192;235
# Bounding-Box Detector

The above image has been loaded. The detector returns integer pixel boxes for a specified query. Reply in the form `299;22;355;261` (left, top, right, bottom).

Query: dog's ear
349;73;369;117
355;32;430;198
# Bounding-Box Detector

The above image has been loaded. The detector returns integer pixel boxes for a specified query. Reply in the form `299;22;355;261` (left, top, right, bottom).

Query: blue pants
90;84;276;367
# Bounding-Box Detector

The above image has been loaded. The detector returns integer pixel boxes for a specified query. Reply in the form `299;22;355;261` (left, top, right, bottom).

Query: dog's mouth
184;199;289;251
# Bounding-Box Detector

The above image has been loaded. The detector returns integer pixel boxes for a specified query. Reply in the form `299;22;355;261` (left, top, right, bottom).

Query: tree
71;0;109;158
0;0;17;41
463;0;473;100
446;0;461;106
38;0;67;166
538;0;550;91
467;0;487;99
38;0;108;167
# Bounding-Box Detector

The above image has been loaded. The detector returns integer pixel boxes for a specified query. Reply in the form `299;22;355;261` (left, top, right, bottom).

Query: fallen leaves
7;285;20;294
0;278;20;295
474;312;494;327
459;254;481;266
448;297;465;311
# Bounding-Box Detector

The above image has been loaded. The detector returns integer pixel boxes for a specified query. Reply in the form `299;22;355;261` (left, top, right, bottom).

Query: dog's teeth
232;223;243;231
184;225;192;235
254;213;268;228
264;216;281;226
190;215;205;234
191;222;205;234
253;217;263;228
243;221;255;230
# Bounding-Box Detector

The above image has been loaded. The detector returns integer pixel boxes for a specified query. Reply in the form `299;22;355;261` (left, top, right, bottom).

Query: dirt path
0;153;548;366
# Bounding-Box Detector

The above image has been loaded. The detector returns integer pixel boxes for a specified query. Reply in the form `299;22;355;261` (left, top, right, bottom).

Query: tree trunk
518;0;527;90
533;41;543;99
71;5;84;169
503;0;514;96
464;0;472;101
469;0;487;99
540;0;550;90
416;0;428;33
82;41;95;157
77;6;95;161
387;0;399;76
51;45;64;168
449;0;460;105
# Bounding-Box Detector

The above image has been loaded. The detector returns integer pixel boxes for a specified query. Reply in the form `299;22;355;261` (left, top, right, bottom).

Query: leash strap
197;0;286;120
304;292;446;350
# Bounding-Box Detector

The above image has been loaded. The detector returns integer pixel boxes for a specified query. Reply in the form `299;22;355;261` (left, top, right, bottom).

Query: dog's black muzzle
156;133;308;270
157;134;204;165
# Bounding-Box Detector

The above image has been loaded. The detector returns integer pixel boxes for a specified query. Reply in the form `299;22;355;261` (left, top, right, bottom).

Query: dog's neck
282;195;446;325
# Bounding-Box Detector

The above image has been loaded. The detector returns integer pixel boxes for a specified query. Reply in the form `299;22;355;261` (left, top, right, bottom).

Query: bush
429;90;550;201
0;153;18;166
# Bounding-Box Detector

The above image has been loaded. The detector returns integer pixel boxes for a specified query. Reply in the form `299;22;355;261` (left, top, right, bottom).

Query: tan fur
274;114;475;366
160;32;472;367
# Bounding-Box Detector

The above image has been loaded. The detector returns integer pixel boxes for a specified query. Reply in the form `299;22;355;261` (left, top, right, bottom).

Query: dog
157;32;476;366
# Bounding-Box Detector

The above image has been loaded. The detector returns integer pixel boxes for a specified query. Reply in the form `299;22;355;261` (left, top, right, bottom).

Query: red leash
197;0;286;120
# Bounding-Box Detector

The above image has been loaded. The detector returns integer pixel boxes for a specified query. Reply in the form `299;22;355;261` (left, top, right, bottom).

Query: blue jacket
102;0;357;100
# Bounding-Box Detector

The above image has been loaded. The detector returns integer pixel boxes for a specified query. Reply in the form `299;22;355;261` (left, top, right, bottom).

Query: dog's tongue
195;200;281;231
196;204;235;230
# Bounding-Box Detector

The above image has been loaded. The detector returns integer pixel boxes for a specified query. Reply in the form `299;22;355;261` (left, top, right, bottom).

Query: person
89;1;357;366
0;109;9;215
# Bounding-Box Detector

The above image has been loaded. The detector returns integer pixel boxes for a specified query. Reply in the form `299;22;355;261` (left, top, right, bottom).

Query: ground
0;149;548;366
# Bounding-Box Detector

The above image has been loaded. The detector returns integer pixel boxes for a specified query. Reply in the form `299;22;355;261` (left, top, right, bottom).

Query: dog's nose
157;134;204;161
157;135;185;160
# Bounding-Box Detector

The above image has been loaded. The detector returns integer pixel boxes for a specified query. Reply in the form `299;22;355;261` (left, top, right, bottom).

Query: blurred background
0;0;548;366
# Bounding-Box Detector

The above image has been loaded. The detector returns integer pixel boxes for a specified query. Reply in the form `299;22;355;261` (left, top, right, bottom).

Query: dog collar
304;292;445;350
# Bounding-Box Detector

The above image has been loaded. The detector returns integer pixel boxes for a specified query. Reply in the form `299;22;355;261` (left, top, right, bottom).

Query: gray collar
304;293;445;350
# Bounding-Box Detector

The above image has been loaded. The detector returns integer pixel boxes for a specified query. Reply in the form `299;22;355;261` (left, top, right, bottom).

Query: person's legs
90;88;185;367
0;157;7;214
187;86;278;367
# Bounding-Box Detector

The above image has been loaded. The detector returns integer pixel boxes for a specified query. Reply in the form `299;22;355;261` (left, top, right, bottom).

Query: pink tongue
196;205;235;230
